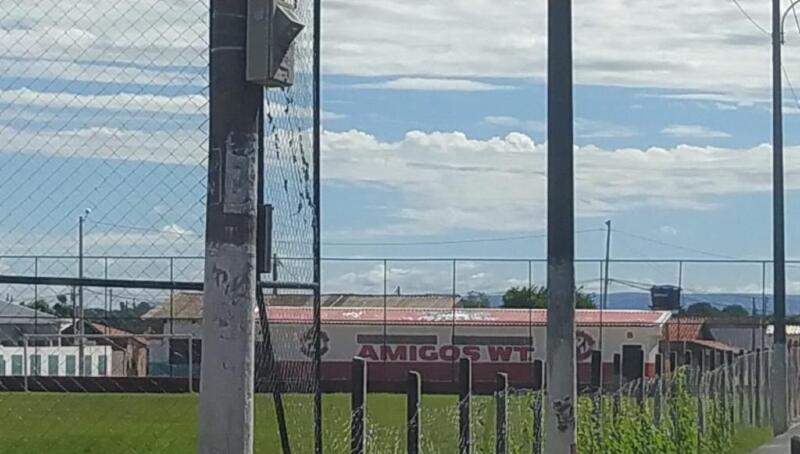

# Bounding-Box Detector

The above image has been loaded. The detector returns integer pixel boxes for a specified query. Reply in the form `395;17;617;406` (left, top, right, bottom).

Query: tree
501;285;596;309
461;291;490;308
684;302;718;317
683;303;750;319
721;304;749;318
21;300;54;315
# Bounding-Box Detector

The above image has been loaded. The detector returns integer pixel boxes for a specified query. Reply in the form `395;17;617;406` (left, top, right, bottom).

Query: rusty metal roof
143;292;461;319
267;307;671;327
664;318;706;341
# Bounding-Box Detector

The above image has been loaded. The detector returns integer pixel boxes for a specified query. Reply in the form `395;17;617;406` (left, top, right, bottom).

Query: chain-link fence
0;0;321;450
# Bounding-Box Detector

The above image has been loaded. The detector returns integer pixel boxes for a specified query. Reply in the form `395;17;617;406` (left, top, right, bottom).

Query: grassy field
0;392;774;453
0;392;535;453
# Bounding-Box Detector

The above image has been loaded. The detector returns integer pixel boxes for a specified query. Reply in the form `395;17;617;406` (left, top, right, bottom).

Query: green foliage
683;302;750;318
460;291;490;308
502;285;596;309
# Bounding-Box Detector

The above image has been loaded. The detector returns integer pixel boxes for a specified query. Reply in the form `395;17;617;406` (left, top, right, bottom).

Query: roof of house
264;307;671;327
664;318;705;341
143;292;462;320
85;322;148;346
0;301;57;324
687;339;739;353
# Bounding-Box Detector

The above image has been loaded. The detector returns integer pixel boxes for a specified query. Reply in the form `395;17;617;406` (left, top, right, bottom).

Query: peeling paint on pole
198;0;262;451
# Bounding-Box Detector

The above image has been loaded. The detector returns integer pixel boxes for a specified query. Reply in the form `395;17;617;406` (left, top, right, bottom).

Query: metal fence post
655;353;663;426
534;360;544;454
23;336;28;392
613;353;621;419
591;350;601;392
496;372;508;454
738;351;745;424
756;348;762;426
188;336;193;393
407;371;421;454
458;358;471;454
351;357;366;454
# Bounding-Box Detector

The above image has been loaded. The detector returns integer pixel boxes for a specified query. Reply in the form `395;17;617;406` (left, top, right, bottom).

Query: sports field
0;392;771;453
0;392;535;453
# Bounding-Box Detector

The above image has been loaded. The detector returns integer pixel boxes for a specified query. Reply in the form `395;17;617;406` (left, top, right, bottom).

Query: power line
728;0;770;36
783;65;800;109
612;228;736;259
324;228;605;247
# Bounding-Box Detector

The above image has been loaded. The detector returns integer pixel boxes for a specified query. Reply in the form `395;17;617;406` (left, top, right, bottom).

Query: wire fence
0;0;321;449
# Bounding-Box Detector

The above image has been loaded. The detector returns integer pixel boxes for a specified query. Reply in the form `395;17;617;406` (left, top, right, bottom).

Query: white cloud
661;124;732;139
322;129;789;233
482;116;544;131
322;0;782;97
352;77;514;92
659;225;678;236
576;118;637;139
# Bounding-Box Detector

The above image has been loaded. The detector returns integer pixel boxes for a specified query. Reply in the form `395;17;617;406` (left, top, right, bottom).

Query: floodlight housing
246;0;305;87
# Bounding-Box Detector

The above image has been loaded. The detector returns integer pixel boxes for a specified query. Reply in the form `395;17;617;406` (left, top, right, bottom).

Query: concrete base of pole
773;344;789;435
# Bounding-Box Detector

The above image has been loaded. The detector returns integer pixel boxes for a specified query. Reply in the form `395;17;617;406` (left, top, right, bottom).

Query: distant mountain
485;292;800;315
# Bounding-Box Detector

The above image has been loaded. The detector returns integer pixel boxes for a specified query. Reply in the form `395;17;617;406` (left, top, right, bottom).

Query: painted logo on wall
575;330;595;362
299;328;330;359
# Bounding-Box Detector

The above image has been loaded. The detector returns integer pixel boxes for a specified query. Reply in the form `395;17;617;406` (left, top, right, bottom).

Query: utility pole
772;0;789;435
78;209;89;376
599;220;611;386
198;0;261;451
545;0;577;451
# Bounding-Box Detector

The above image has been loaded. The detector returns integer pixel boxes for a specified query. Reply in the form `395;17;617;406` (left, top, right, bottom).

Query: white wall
0;345;112;377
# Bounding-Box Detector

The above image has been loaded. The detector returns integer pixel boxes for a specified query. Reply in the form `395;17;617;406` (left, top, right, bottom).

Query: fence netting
0;0;320;451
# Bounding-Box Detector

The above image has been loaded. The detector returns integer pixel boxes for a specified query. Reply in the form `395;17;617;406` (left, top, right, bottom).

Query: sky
2;0;800;306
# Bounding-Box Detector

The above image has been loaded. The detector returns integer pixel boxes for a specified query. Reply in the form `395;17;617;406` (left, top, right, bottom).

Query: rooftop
0;301;56;324
265;307;671;327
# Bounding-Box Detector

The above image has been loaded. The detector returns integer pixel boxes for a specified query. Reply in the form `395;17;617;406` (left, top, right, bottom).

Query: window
0;355;5;376
98;355;107;376
11;355;23;376
83;356;92;376
65;356;76;376
30;355;41;376
48;355;59;376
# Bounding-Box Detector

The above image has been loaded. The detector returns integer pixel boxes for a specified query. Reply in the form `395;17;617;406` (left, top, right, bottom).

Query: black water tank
650;285;681;311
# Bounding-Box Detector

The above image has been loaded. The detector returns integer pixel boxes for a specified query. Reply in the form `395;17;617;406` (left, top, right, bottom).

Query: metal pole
407;371;421;454
78;215;84;376
312;0;322;451
773;0;789;433
197;0;261;450
546;0;576;451
600;220;611;391
459;358;471;454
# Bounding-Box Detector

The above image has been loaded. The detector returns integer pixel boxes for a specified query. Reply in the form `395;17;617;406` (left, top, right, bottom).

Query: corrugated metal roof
267;307;671;327
664;318;705;341
143;292;461;319
688;339;739;353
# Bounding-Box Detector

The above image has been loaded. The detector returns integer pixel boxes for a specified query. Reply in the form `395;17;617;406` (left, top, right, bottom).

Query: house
60;322;149;376
661;317;746;369
0;302;61;346
141;292;462;376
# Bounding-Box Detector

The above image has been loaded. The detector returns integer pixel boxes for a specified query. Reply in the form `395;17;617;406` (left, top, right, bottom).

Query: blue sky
3;0;800;305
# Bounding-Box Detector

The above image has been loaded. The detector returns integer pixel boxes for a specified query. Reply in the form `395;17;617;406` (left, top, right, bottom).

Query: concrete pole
197;0;261;451
772;0;789;435
545;0;577;451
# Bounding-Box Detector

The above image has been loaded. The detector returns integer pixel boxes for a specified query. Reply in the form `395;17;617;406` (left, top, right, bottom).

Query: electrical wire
728;0;770;36
612;228;736;259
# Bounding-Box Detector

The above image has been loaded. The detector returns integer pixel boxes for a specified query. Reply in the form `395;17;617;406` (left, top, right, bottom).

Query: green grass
0;392;539;453
730;425;773;454
0;392;775;453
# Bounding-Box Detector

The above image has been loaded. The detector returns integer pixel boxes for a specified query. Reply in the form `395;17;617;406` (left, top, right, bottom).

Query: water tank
650;285;681;311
